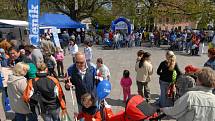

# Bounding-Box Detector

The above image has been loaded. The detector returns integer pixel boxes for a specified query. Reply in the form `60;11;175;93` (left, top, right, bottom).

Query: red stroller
109;95;165;121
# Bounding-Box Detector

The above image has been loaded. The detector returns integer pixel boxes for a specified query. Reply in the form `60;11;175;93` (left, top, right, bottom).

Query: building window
166;18;169;23
173;18;176;23
159;18;162;23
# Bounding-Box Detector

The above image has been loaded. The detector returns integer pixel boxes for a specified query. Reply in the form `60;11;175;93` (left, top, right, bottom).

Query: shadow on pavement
105;98;125;107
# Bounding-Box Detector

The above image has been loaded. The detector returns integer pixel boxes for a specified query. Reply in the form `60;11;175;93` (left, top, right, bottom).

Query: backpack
29;78;44;115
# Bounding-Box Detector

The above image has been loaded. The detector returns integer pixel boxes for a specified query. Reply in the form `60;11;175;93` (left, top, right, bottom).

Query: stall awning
39;13;85;29
0;19;28;27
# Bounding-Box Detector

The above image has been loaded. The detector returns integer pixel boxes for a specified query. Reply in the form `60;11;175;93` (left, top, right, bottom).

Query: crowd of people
0;28;215;121
102;28;215;57
0;30;112;121
0;33;68;121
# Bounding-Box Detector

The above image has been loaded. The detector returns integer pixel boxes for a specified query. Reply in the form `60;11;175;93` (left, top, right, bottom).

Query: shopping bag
61;112;72;121
167;83;176;99
4;96;11;111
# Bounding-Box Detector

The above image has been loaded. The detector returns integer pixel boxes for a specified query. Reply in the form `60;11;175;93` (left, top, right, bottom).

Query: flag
28;0;40;46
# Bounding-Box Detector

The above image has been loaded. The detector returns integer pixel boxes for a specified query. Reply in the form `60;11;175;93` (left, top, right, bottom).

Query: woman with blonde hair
7;62;37;121
157;51;181;107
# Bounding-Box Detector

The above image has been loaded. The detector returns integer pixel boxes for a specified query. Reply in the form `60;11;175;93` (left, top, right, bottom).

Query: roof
39;13;86;29
0;19;28;27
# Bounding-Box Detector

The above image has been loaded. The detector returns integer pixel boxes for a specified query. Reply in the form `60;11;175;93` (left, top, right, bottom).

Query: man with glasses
65;52;97;121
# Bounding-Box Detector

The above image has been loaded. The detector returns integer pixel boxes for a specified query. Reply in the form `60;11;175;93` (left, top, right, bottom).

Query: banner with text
28;0;40;46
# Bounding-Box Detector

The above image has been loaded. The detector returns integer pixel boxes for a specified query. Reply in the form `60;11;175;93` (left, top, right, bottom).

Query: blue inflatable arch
111;17;131;34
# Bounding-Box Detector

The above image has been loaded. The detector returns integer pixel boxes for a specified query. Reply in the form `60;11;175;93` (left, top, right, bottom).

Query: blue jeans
42;108;60;121
129;41;133;47
15;113;38;121
113;41;120;49
135;39;141;47
185;41;192;53
159;80;173;108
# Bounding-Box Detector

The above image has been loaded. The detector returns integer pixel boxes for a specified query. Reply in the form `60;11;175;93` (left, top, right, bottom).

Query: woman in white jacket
68;39;79;63
7;62;37;121
135;52;153;102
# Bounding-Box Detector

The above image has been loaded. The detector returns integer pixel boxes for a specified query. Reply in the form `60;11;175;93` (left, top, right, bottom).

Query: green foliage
0;0;57;20
44;0;111;21
137;0;215;29
0;0;19;20
0;0;215;29
92;8;114;26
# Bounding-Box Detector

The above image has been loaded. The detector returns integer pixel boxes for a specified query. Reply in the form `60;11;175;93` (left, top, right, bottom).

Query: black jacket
67;64;97;105
157;60;181;83
34;73;65;110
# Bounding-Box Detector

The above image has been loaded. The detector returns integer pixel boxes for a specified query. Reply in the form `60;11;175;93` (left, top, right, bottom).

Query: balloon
97;80;111;100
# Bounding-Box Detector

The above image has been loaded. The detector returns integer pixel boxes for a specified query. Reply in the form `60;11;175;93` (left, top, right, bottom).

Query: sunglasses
76;61;85;64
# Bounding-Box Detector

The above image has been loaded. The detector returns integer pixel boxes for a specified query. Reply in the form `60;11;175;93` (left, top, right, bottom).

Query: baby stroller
103;38;113;49
109;95;166;121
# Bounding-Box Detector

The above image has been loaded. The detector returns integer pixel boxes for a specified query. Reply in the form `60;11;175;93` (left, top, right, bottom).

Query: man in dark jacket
23;63;66;121
65;52;97;121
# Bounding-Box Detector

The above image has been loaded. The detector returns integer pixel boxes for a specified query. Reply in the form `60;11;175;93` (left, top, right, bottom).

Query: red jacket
78;111;101;121
78;106;113;121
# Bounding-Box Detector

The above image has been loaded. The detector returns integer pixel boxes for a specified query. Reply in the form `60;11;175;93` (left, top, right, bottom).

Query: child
84;41;93;63
74;93;101;121
44;52;58;79
55;47;64;77
120;70;132;102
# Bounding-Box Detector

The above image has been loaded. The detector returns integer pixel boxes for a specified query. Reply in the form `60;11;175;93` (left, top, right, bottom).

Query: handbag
167;70;177;99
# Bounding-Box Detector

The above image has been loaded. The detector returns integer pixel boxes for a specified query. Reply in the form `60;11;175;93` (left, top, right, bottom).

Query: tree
44;0;111;21
0;0;24;20
92;8;114;27
0;0;57;20
159;0;215;29
138;0;215;30
8;0;27;19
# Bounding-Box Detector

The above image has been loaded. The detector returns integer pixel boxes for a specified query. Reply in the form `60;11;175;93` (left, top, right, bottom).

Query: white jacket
96;64;110;80
84;47;92;61
135;60;153;82
7;74;31;114
162;86;215;121
69;44;78;57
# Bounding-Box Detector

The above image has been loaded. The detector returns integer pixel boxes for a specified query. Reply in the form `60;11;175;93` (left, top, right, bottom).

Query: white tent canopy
0;19;28;27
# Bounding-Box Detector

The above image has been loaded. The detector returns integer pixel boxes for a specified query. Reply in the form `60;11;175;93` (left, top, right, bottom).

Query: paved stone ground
63;44;208;121
1;44;208;121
